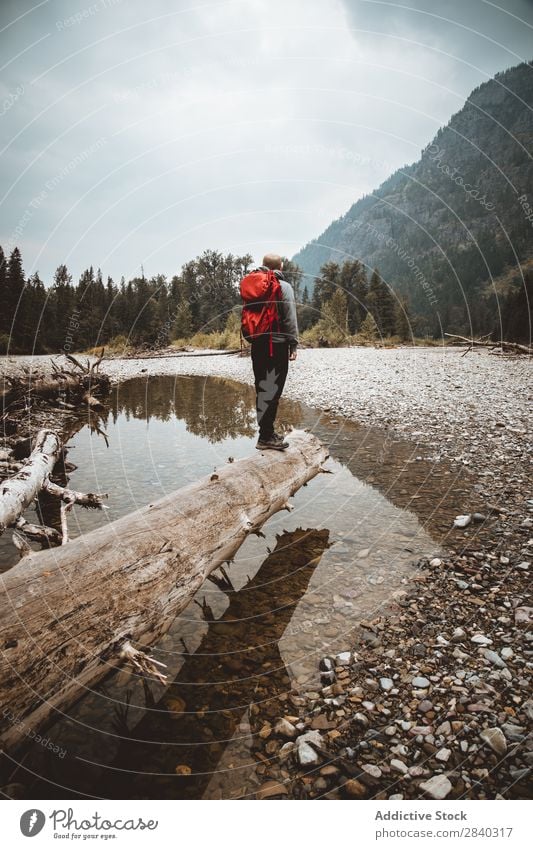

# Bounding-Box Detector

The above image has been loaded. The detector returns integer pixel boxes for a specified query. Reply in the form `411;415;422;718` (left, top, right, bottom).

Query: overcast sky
1;0;532;283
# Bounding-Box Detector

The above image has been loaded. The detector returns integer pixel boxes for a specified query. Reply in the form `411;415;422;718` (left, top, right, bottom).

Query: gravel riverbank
1;346;531;799
2;346;531;474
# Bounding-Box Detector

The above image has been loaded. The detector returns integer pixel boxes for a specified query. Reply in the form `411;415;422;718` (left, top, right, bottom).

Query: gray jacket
255;267;299;352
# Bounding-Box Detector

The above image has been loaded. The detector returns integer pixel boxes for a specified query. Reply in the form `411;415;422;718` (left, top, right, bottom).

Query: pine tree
0;245;7;336
320;289;349;344
281;258;304;302
313;261;339;311
358;312;379;342
23;272;46;352
366;267;395;337
395;296;412;341
6;247;25;351
174;300;193;339
367;268;383;334
52;264;75;350
339;259;368;332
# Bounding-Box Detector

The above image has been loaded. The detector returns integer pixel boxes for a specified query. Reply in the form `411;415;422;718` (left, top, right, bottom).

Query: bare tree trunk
0;430;328;752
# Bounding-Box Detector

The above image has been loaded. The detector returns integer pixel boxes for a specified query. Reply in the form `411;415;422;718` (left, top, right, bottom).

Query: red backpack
240;268;282;355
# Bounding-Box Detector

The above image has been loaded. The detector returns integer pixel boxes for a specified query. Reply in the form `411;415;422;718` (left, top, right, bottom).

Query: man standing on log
240;253;299;451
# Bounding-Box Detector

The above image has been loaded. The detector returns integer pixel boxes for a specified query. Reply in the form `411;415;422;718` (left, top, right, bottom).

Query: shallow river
1;375;480;799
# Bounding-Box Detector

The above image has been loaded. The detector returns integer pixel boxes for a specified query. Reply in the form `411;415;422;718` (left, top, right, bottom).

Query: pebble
345;779;366;797
454;514;471;528
311;715;331;732
409;765;425;777
419;775;453;800
501;723;525;743
412;676;430;688
435;748;452;762
336;651;352;666
297;741;319;766
418;700;433;713
480;728;507;756
483;649;506;668
515;607;532;624
523;700;533;722
500;647;514;660
361;763;382;778
452;627;466;641
390;759;408;774
275;718;297;739
278;742;295;762
256;780;289;799
471;634;493;645
430;558;443;567
509;768;530;782
380;677;394;691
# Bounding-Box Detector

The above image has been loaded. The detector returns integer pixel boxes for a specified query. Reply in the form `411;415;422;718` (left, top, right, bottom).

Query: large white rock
419;775;453;799
480;728;507;757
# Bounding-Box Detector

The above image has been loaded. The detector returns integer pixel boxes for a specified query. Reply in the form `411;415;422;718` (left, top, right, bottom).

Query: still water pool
1;375;477;799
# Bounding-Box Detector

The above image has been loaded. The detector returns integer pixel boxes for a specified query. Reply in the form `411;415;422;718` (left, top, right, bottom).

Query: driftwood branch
12;530;32;559
1;352;110;415
445;333;532;355
43;480;107;510
120;641;168;685
14;517;62;547
0;430;329;751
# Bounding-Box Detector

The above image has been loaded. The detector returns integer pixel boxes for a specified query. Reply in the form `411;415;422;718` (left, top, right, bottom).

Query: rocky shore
1;346;531;799
248;542;531;800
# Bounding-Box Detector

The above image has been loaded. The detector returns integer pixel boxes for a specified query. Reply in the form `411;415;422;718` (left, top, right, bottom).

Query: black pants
251;337;289;440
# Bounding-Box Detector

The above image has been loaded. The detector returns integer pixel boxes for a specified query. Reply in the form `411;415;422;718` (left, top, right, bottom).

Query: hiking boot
256;432;289;451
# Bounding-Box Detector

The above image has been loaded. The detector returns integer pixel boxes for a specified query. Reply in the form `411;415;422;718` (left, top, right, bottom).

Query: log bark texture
0;430;328;751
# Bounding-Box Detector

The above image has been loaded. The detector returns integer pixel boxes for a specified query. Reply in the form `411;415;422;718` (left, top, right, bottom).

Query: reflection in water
102;528;330;800
113;374;257;442
1;374;484;800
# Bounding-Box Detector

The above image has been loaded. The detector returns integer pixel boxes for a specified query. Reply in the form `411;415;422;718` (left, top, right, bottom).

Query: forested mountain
293;61;533;339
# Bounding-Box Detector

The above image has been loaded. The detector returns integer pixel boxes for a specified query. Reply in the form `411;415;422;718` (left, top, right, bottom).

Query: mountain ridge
292;61;533;336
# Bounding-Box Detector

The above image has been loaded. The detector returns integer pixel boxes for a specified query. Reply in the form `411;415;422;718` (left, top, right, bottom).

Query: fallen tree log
0;429;106;541
444;333;532;355
0;430;61;534
0;430;328;751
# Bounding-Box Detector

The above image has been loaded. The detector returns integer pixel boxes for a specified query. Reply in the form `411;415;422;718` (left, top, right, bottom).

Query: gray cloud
0;0;531;282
